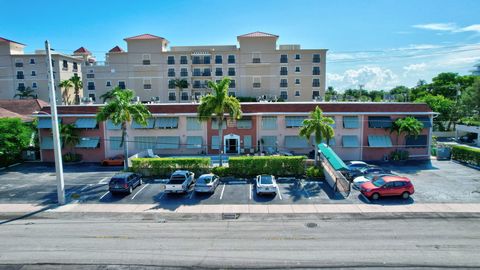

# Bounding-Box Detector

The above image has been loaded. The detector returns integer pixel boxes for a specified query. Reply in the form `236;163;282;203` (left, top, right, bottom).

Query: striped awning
131;119;155;129
40;136;54;149
368;116;392;128
38;118;61;129
343;116;359;129
106;120;121;130
76;137;100;148
342;135;359;148
74;118;97;129
368;135;393;147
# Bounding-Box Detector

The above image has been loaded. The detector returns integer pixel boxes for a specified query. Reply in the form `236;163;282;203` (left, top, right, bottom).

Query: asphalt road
0;213;479;268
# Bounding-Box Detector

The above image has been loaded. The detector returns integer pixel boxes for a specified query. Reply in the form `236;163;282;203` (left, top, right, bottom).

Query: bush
228;156;305;177
211;166;230;177
458;117;480;127
63;152;82;162
131;157;211;177
389;150;409;161
0;118;33;167
306;166;324;179
451;145;480;166
236;96;258;102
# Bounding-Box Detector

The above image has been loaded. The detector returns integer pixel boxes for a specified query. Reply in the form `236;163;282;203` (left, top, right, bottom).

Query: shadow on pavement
358;194;415;205
0;204;55;225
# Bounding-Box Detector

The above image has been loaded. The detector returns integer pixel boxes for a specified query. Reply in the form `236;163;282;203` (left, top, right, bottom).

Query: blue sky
1;0;479;91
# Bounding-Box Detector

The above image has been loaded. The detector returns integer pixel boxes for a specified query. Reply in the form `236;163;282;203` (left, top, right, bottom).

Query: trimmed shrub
211;166;230;177
228;156;306;177
131;157;210;177
306;166;324;179
451;145;480;166
63;152;82;162
389;149;409;161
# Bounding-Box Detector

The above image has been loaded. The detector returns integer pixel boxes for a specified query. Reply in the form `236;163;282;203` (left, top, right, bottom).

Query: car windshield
110;178;125;184
260;176;273;185
372;178;386;187
198;176;212;184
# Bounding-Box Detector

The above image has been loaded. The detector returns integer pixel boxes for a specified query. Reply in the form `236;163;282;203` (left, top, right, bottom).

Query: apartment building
77;32;327;103
37;102;433;163
0;37;83;104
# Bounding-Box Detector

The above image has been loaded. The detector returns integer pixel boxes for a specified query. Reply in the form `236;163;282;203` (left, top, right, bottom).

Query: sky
1;0;479;91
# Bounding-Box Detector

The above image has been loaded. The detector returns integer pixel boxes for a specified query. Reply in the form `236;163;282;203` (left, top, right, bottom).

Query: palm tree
197;77;242;166
96;88;151;170
59;123;80;154
389;117;424;148
13;87;36;99
299;106;335;166
99;88;117;103
174;79;189;102
69;74;83;105
59;80;73;105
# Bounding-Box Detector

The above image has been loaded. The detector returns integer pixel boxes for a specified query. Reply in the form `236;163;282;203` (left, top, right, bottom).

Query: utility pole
45;40;65;205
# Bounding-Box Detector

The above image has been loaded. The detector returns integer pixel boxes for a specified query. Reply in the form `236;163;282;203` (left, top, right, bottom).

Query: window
262;136;277;150
312;91;320;99
118;81;126;89
295;91;300;97
167;56;175;65
29;58;35;64
313;66;320;75
215;68;223;76
280;79;288;88
343;116;359;129
342;135;359;148
142;54;151;65
313;54;321;63
186;136;203;149
15;60;23;67
181;92;189;101
405;135;428;148
87;82;95;90
168;92;176;101
155;117;179;129
134;136;157;150
62;60;68;70
17;83;25;90
368;116;393;128
193;80;201;89
262;116;277;130
88;93;96;102
295;78;300;85
237;118;252;129
86;73;94;79
211;136;220;150
228;91;236;97
228;67;235;76
295;66;300;73
368;135;393;147
106;81;111;87
280;54;288;63
394;181;406;187
252;52;261;63
168;68;175;77
203;68;211;76
280;67;288;76
187;117;202;130
180;55;188;65
253;77;261;88
280;91;288;100
168;80;176;89
295;54;301;60
76;137;100;149
211;119;227;130
16;71;24;79
312;79;320;87
180;68;188;77
31;71;36;76
243;135;252;149
32;82;37;89
109;137;122;150
215;55;222;64
192;68;200;76
204;55;211;64
51;59;55;67
73;62;78;71
143;79;152;90
284;136;309;148
192;56;201;64
228;55;235;64
229;79;236;88
285;116;305;128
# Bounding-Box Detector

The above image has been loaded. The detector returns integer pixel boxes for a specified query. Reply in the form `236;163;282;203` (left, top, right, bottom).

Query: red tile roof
109;46;125;53
238;31;279;38
74;47;91;54
0;99;49;118
0;37;25;46
0;107;31;121
124;34;165;41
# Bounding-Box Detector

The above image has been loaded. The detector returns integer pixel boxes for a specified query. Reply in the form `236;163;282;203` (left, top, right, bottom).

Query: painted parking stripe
249;184;252;200
276;186;283;200
219;183;226;200
98;177;110;185
99;191;110;200
81;184;92;191
131;183;149;200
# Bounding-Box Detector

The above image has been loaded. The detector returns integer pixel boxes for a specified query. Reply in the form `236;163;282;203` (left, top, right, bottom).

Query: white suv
255;175;278;195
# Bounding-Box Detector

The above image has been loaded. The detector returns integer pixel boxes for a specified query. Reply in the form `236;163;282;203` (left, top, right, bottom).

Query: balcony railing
16;75;24;79
280;71;288;76
86;74;95;78
280;83;288;88
253;83;261;88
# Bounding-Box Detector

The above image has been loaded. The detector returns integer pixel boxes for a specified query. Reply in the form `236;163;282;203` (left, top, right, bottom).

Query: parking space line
80;184;92;192
188;190;194;199
99;191;110;200
98;177;110;185
131;183;149;200
249;184;252;200
303;187;311;200
276;186;283;200
220;184;226;200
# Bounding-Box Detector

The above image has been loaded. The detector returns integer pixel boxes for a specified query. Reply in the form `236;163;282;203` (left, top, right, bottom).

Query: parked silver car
255;175;278;195
194;174;220;193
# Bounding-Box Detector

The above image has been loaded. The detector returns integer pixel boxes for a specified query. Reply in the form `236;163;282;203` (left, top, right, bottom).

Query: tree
389;117;423;148
461;77;480;116
59;123;80;153
0;118;33;167
96;88;151;169
59;80;74;105
389;86;411;102
99;88;117;103
197;77;242;166
325;86;337;101
174;79;189;102
13;87;36;100
69;74;83;105
415;94;454;131
299;106;335;166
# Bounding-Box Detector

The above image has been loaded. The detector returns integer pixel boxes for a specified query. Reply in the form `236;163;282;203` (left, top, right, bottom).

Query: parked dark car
344;161;370;180
108;173;143;195
348;166;390;181
459;133;478;143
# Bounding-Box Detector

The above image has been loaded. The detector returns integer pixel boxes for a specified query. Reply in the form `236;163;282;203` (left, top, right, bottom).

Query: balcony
252;58;261;63
253;83;261;88
16;75;25;79
280;83;288;88
15;63;23;68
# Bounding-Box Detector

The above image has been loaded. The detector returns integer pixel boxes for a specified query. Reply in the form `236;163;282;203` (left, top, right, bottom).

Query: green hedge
131;157;211;177
228;156;306;177
306;166;324;179
451;145;480;166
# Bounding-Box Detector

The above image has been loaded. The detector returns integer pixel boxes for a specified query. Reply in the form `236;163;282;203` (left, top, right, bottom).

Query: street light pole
45;40;65;205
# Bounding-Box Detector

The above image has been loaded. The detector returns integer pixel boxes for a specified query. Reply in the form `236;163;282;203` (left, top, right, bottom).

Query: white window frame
180;55;188;65
29;58;35;64
295;54;301;61
228;54;235;64
143;78;152;91
31;70;36;77
295;66;301;73
253;76;261;88
295;78;300;85
295;90;300;96
106;80;112;87
181;91;189;101
168;91;176;102
167;55;175;64
118;81;126;88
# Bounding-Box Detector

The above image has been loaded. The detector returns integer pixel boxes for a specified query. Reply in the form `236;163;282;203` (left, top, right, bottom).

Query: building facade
0;37;83;104
77;32;327;103
37;102;433;163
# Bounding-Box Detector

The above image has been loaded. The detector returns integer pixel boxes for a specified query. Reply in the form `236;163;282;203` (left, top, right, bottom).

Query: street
0;213;479;268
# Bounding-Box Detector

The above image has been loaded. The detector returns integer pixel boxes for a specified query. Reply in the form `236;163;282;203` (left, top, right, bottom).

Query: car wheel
128;186;133;194
402;192;410;199
371;193;380;200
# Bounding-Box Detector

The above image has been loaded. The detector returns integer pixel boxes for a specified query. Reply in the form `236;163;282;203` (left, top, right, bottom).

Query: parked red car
360;175;414;200
101;154;124;166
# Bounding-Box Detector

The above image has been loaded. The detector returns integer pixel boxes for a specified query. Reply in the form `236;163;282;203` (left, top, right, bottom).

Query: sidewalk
1;203;480;214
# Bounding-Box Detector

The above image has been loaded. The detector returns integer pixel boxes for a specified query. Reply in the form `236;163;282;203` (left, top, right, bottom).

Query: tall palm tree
389;117;424;148
197;77;242;166
299;106;335;166
174;79;189;102
96;88;151;169
13;87;36;99
59;123;80;154
69;74;83;105
99;88;118;103
59;80;73;105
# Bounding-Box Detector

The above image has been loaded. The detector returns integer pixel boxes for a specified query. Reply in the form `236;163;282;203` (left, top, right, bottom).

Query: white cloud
455;24;480;33
327;66;399;91
403;63;427;72
413;23;457;31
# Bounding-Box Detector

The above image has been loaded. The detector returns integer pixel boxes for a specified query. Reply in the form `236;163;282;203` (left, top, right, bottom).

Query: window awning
75;118;97;129
368;116;392;128
414;117;432;128
157;136;180;149
368;135;393;147
131;118;155;129
76;137;100;148
40;136;54;149
155;117;178;129
318;143;348;171
38;118;61;129
343;116;359;129
284;136;309;148
342;135;359;148
186;136;203;149
106;120;121;130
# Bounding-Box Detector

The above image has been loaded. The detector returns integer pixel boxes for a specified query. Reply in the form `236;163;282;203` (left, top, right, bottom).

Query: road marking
303;187;311;200
36;191;52;194
228;181;246;184
81;184;92;191
219;184;226;200
361;193;371;203
188;190;194;199
98;177;110;185
99;191;110;200
249;184;252;200
276;186;283;200
131;183;149;200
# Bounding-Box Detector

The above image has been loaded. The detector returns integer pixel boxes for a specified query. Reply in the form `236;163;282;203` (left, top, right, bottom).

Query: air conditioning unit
80;97;93;104
132;96;140;102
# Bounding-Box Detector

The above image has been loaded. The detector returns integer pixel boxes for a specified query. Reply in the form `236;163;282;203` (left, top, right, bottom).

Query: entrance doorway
223;134;240;154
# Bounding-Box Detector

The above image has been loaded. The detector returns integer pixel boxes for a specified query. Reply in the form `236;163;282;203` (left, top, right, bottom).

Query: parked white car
164;170;195;194
255;175;278;195
194;174;220;193
352;173;395;190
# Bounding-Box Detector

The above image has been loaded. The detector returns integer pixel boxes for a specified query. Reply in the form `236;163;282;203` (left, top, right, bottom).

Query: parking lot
1;159;479;208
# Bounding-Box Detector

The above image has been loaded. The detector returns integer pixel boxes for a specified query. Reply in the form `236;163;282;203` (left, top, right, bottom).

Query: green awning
368;116;392;128
40;136;54;149
368;135;393;147
38;118;61;129
318;143;348;171
76;137;100;148
131;118;155;129
186;136;203;149
106;120;121;130
342;135;359;147
414;117;432;128
75;118;97;129
343;116;359;129
155;117;178;129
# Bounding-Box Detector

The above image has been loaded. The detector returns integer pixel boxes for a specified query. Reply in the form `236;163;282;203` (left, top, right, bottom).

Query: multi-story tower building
0;37;83;104
78;32;327;103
